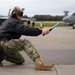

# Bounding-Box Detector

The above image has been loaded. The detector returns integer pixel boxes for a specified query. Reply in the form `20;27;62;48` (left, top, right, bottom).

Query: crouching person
0;6;53;70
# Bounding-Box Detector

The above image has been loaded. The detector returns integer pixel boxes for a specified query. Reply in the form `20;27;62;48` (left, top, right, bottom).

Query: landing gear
73;24;75;29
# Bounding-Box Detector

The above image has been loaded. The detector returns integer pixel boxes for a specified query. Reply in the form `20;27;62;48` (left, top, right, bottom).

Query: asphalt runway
3;27;75;65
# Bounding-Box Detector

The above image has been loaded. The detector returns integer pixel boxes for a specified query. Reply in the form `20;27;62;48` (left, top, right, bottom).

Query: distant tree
23;15;28;18
53;15;64;21
33;15;63;21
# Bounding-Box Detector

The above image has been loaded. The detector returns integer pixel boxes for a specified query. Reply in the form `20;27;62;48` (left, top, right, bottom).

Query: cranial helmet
10;6;24;17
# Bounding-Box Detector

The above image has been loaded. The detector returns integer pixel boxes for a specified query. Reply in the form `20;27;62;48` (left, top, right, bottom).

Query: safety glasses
18;11;23;16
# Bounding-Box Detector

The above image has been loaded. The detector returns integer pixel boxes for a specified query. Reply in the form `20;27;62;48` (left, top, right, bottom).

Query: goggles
17;11;23;16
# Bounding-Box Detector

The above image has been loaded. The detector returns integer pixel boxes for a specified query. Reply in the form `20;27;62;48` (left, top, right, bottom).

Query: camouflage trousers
0;39;40;64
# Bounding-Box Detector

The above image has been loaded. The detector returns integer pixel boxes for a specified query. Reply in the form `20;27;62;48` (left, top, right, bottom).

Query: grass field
24;21;66;27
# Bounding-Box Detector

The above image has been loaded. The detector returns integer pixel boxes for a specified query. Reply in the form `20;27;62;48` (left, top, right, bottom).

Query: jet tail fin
63;11;69;17
8;9;11;16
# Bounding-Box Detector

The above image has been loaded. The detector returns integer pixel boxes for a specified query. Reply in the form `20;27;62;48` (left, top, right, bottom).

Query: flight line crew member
0;6;53;70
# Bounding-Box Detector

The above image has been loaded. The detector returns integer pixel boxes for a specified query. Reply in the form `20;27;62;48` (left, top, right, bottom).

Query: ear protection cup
12;7;18;17
12;11;17;17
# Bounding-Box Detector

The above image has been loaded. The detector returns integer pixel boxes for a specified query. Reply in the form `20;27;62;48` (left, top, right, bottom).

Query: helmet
10;6;24;17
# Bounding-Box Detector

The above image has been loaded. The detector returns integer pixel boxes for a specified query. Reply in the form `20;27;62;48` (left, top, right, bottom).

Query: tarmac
0;63;75;75
0;27;75;75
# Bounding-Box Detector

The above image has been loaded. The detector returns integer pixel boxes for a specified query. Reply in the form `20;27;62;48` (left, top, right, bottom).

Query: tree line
0;15;64;21
23;15;64;21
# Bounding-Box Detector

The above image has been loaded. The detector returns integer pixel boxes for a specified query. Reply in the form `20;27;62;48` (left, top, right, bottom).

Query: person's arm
14;21;42;36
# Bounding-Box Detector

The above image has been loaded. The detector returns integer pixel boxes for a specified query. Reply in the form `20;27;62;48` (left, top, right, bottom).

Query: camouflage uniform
0;39;40;64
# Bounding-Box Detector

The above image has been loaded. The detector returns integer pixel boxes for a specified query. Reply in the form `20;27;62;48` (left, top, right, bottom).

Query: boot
35;58;54;70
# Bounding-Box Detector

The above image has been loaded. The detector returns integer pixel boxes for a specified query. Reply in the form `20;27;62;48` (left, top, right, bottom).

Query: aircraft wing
0;16;28;21
22;18;28;22
0;16;28;25
0;16;9;19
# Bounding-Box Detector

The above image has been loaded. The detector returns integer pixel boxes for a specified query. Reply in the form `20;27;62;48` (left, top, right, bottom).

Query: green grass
24;21;65;27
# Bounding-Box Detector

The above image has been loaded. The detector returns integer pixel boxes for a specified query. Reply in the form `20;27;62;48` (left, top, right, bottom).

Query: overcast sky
0;0;75;17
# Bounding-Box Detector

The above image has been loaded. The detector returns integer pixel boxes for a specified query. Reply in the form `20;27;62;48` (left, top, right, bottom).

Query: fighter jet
63;11;75;29
0;8;28;26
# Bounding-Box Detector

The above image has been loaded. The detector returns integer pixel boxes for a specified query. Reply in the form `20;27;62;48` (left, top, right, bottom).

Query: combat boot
35;58;54;70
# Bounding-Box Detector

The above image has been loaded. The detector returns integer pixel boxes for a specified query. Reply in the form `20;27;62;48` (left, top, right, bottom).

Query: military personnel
27;20;31;27
0;6;54;70
32;21;35;27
